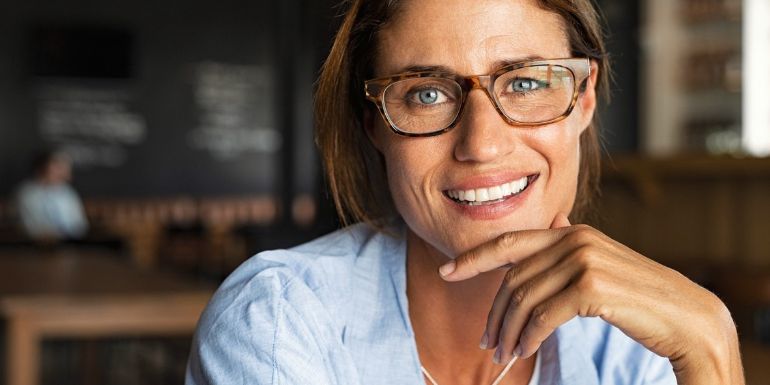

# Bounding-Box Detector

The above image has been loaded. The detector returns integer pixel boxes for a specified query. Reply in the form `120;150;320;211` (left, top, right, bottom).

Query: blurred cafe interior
0;0;769;384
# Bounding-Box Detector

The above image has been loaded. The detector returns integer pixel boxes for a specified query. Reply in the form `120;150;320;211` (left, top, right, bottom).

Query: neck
405;229;536;385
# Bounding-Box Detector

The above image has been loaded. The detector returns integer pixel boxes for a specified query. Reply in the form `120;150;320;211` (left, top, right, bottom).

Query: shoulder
561;317;676;384
15;181;44;209
188;223;402;384
198;222;389;330
189;223;396;384
15;181;38;198
211;222;395;309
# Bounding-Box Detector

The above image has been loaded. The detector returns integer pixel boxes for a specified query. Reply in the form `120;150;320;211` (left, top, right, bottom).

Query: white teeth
476;188;489;202
488;186;503;200
447;176;531;204
501;183;512;196
517;178;527;192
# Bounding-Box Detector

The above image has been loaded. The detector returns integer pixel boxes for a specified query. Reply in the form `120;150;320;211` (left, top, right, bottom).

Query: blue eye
402;83;453;107
510;78;545;93
418;89;439;104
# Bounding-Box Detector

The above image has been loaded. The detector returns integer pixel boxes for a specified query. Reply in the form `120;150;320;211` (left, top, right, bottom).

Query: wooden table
0;249;214;385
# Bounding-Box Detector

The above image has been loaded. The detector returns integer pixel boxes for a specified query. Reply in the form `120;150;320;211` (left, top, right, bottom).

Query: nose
453;88;517;163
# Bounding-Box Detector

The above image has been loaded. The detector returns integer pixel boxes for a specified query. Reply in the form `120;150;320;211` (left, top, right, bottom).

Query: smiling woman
186;1;745;384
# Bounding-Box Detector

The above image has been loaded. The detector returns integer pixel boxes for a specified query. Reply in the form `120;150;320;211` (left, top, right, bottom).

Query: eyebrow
392;55;545;75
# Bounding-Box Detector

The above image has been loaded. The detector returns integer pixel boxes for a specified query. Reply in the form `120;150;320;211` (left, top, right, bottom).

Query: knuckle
510;291;525;307
460;251;480;270
503;266;521;286
499;231;520;249
575;270;604;295
563;230;585;248
530;306;551;329
571;245;596;266
567;225;598;244
510;283;533;307
586;303;612;319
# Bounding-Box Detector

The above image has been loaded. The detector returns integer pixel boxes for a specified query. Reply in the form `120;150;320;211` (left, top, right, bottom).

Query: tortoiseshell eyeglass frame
364;58;591;137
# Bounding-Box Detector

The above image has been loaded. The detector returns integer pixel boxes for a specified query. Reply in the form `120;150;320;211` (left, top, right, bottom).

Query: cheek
378;132;457;239
375;119;451;199
554;125;583;209
379;136;437;205
385;149;439;241
528;118;584;209
527;120;581;168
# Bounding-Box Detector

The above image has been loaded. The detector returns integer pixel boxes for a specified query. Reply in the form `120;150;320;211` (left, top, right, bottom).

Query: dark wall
0;0;336;198
0;0;640;198
597;0;641;153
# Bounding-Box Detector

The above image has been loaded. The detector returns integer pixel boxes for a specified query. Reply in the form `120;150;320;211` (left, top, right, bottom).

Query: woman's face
369;0;598;258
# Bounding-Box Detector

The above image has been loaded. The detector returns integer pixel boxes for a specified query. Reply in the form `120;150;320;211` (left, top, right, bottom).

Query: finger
550;212;571;229
514;288;582;359
492;258;581;364
440;227;572;281
481;238;579;350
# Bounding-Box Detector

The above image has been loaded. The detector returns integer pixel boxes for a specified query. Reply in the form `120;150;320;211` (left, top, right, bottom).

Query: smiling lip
446;172;538;192
443;173;539;220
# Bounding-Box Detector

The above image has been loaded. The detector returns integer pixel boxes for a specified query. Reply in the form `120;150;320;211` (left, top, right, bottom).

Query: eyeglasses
364;58;590;137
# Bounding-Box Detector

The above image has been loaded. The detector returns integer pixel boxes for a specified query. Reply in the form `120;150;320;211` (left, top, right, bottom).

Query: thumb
550;212;571;229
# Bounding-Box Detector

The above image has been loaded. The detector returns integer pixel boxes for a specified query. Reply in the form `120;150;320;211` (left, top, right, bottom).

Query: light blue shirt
15;181;88;240
187;223;676;385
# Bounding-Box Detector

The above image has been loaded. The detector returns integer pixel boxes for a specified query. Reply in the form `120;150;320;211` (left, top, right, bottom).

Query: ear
577;60;600;134
363;108;384;152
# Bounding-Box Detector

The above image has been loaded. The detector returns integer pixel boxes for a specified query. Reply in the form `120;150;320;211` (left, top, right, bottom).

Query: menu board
36;84;146;168
1;25;281;196
0;0;334;199
187;62;279;161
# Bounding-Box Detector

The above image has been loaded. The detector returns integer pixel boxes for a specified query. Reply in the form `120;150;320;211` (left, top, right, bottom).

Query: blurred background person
15;149;89;242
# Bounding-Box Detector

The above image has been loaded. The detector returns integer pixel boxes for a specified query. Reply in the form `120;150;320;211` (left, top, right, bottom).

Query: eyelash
504;78;547;96
405;86;454;106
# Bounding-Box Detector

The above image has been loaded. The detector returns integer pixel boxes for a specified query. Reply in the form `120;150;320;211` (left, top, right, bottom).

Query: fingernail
479;332;488;349
493;348;502;364
439;261;456;277
514;344;523;357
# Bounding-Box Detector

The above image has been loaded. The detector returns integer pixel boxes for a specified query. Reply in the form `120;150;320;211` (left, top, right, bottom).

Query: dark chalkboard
0;0;334;200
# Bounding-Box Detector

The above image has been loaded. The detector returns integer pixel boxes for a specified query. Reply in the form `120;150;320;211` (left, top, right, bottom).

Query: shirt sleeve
15;185;52;238
642;354;677;385
581;317;678;385
185;266;340;385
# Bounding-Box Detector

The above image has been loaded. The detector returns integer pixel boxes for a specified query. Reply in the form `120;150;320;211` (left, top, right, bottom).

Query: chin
424;204;556;259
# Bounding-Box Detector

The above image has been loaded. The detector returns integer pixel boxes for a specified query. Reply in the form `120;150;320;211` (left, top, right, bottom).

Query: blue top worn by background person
186;223;676;385
15;180;89;240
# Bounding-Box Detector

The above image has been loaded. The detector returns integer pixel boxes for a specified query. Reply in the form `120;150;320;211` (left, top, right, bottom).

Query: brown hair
315;0;609;228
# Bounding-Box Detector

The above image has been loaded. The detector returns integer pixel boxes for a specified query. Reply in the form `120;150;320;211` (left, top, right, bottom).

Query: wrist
671;297;744;385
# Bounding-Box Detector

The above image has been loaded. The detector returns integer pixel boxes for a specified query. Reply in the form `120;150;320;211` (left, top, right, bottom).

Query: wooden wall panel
595;156;770;269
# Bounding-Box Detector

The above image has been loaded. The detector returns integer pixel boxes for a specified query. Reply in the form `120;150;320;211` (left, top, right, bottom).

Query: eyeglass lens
382;64;575;134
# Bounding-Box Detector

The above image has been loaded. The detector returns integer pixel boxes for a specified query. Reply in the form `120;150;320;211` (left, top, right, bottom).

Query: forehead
375;0;569;76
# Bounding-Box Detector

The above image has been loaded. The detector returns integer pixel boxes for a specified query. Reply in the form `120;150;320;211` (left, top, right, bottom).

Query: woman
187;0;745;384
